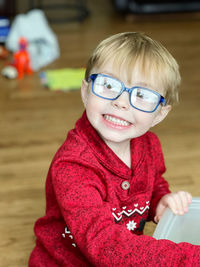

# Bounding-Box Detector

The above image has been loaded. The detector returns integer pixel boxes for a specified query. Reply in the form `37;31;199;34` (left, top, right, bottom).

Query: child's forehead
94;58;165;92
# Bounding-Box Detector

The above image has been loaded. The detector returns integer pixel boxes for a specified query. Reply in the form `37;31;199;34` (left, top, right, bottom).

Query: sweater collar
76;111;145;179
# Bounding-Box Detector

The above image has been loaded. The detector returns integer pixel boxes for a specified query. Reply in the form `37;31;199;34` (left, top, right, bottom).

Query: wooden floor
1;1;200;266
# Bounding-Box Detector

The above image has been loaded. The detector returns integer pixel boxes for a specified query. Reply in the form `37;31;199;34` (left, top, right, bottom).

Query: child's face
81;60;171;145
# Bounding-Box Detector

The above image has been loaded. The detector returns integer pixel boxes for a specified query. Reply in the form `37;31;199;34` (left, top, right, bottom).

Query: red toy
13;37;32;79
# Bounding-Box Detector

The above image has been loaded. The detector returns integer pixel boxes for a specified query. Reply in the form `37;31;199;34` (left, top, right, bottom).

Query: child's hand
154;191;192;223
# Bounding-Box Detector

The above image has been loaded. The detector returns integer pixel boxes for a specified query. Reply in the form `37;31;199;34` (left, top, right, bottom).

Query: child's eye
104;83;112;89
136;91;144;98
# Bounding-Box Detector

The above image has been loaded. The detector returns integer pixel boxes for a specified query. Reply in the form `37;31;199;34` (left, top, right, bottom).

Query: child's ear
81;79;89;107
151;105;171;127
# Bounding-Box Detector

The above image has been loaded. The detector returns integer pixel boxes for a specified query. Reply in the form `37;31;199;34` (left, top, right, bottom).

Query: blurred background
0;0;200;266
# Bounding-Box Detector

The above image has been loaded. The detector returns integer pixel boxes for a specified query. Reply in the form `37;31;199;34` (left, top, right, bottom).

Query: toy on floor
1;65;18;79
13;37;32;79
2;37;33;79
0;45;9;59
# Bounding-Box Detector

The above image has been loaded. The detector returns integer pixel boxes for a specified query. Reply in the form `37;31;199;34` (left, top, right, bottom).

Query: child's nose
112;92;130;110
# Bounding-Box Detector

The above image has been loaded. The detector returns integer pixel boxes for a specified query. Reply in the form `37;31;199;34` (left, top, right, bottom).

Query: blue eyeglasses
88;73;166;113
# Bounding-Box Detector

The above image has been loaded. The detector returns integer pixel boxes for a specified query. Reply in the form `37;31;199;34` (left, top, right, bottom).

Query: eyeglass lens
93;75;161;112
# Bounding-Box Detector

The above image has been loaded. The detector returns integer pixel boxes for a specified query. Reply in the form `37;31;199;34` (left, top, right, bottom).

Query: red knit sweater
29;111;200;266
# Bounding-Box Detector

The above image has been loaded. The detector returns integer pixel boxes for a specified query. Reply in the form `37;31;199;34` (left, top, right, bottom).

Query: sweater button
121;181;130;190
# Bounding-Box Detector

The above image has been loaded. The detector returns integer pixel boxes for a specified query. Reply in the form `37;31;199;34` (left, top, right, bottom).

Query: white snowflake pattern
126;220;137;231
62;226;77;247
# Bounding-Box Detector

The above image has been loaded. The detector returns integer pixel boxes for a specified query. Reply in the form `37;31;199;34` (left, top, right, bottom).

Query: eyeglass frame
88;73;166;113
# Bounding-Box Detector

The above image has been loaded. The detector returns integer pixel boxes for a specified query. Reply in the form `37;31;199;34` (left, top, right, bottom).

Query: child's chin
100;133;131;144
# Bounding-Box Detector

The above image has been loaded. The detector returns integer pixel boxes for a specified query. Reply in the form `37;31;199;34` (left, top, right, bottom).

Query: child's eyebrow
97;70;159;92
100;71;154;88
136;82;150;87
100;71;118;79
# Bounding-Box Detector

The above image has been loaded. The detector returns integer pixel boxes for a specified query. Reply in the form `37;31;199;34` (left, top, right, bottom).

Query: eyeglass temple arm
160;96;166;106
88;74;98;82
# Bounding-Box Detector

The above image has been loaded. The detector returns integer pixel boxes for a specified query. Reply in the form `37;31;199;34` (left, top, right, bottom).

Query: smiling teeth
104;115;130;126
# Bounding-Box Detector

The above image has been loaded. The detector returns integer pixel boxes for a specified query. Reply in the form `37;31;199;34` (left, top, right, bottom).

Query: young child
29;32;200;266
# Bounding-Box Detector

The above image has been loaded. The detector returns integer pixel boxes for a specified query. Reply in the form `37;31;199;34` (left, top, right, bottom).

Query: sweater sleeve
147;132;171;221
51;159;200;267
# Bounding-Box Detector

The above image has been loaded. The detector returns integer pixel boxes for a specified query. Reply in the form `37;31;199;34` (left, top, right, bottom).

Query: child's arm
154;191;192;223
51;158;200;266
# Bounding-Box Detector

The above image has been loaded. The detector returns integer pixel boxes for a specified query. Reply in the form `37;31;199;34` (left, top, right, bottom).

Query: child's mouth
103;114;131;127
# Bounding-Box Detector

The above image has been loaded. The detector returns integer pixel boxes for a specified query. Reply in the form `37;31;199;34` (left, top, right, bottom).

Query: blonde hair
85;32;181;105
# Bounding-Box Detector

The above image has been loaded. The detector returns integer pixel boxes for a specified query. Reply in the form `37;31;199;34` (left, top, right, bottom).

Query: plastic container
153;197;200;245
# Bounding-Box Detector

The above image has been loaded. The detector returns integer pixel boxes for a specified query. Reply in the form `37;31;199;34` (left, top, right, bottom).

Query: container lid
153;197;200;245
